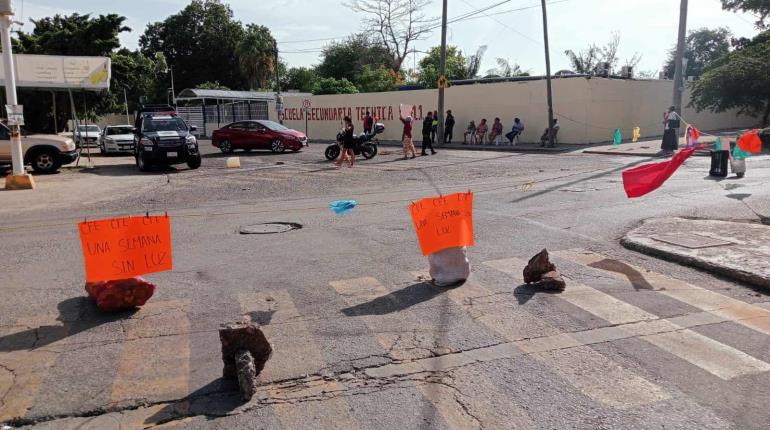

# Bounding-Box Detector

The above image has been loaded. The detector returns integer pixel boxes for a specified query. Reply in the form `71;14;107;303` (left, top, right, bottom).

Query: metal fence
177;101;269;136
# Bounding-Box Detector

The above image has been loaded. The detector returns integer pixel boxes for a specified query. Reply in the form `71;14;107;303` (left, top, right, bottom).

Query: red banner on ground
409;192;474;256
78;215;173;282
622;147;697;198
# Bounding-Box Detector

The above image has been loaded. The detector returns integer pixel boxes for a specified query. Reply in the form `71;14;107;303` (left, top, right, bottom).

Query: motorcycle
325;123;384;161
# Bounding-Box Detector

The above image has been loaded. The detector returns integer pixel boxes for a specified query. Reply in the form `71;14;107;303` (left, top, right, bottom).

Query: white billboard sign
0;54;111;90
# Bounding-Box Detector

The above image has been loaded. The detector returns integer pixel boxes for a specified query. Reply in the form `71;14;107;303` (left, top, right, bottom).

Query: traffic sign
302;98;312;109
437;75;449;89
5;104;24;126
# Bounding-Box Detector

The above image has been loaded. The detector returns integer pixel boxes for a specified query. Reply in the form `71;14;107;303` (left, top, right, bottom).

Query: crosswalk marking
0;315;66;422
484;257;770;380
412;271;669;408
331;277;534;429
111;300;191;404
238;290;360;429
555;250;770;337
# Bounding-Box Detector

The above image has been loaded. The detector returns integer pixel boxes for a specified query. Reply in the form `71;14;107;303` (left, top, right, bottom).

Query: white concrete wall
274;78;758;144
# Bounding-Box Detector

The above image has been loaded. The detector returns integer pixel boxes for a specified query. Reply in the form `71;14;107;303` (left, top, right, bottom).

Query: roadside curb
621;218;770;290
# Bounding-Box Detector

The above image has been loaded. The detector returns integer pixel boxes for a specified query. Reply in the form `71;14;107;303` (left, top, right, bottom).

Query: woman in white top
661;106;680;155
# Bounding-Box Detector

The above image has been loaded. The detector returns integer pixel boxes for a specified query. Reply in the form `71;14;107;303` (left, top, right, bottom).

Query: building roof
176;88;311;101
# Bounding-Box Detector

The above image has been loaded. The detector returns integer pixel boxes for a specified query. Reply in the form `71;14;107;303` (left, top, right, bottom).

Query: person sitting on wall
506;118;525;145
475;118;488;145
464;120;476;145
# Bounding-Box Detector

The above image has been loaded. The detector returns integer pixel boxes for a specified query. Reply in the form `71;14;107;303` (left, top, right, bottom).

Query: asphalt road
1;141;770;429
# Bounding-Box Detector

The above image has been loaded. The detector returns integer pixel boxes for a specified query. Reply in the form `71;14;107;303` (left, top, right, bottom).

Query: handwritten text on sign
409;192;474;256
78;216;173;282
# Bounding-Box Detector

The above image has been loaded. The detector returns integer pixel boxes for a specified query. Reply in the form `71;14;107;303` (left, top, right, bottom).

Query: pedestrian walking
464;120;476;144
336;116;356;168
431;110;439;143
505;118;524;145
422;111;437;155
399;114;417;159
444;110;455;144
476;119;488;145
363;111;374;135
489;118;503;145
660;106;680;156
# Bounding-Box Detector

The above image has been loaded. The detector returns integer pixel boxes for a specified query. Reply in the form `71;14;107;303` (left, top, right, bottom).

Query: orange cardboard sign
409;192;474;256
78;215;173;282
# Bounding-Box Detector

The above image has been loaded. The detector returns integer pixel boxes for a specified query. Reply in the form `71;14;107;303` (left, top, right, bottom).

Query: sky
15;0;762;77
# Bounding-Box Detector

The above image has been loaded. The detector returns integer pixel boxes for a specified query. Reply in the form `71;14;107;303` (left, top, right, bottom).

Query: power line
458;0;542;45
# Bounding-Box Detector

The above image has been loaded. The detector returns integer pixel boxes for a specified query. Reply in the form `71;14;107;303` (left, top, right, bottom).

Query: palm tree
461;45;487;79
236;25;275;90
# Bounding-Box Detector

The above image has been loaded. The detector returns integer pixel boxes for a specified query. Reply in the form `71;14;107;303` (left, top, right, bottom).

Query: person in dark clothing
444;110;455;144
363;111;373;135
431;110;439;143
660;106;679;155
422;112;437;155
336;116;355;168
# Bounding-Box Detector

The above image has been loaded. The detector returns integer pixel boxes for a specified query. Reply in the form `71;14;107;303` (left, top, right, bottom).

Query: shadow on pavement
341;281;456;316
0;297;136;353
202;150;287;159
587;259;655;291
143;379;242;426
513;283;563;305
74;164;185;177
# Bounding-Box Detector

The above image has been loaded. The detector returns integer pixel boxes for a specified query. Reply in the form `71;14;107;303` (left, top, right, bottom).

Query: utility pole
671;0;688;115
123;87;130;124
540;0;556;148
1;0;33;189
437;0;448;144
274;40;283;124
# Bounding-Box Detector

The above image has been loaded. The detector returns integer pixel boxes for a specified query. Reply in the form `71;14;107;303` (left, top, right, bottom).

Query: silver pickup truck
0;124;78;173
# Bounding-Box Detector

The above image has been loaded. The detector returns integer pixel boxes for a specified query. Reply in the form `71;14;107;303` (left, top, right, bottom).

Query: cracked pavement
2;143;770;429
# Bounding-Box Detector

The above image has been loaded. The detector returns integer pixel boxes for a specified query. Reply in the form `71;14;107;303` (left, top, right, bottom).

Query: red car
212;120;308;153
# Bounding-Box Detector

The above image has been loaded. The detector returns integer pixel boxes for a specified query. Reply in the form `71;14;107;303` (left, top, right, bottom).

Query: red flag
737;130;762;154
690;127;701;141
622;147;697;198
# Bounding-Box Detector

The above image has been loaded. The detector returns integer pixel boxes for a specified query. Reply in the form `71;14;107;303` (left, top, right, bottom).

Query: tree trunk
762;99;770;127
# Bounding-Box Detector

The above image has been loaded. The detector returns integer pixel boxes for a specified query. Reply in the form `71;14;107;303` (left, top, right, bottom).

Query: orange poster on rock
78;215;173;282
409;192;474;256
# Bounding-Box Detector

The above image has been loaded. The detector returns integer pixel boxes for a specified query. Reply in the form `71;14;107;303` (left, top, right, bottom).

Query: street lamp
0;0;34;189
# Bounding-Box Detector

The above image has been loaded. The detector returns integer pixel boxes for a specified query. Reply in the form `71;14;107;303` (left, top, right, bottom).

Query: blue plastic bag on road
329;200;358;215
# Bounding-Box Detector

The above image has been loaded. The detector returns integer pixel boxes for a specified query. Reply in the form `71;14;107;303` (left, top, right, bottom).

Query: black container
709;150;730;177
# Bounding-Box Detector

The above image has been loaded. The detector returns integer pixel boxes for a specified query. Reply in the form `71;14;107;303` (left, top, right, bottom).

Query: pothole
239;222;302;234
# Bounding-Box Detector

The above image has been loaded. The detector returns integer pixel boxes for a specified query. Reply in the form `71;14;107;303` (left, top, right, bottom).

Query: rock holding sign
78;215;173;282
79;215;173;311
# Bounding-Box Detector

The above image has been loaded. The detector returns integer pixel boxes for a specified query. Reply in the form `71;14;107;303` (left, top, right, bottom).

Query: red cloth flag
622;147;697;198
690;127;701;141
737;130;762;154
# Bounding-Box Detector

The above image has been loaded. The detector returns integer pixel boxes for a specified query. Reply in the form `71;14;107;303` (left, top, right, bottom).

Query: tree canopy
722;0;770;28
139;0;249;90
312;77;359;95
689;30;770;125
663;28;732;78
14;13;129;56
315;34;395;83
237;24;276;90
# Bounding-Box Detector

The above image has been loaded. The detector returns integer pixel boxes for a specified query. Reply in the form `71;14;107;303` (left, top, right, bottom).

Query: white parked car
99;125;135;154
0;123;77;173
74;124;101;147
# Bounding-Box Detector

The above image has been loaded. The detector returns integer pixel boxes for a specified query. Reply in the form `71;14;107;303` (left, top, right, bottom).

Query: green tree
312;77;359;95
283;67;318;92
356;65;400;92
197;81;231;90
10;13;132;131
14;13;129;55
110;49;166;113
140;0;247;91
237;24;276;90
417;45;488;88
316;34;395;83
565;33;640;75
689;30;770;126
722;0;770;28
663;28;732;78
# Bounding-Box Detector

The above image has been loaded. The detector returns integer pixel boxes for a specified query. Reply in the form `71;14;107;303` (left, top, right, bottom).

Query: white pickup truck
0;123;78;173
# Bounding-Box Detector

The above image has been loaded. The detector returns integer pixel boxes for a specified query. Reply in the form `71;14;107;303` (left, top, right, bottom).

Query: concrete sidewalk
377;139;573;153
621;217;770;289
